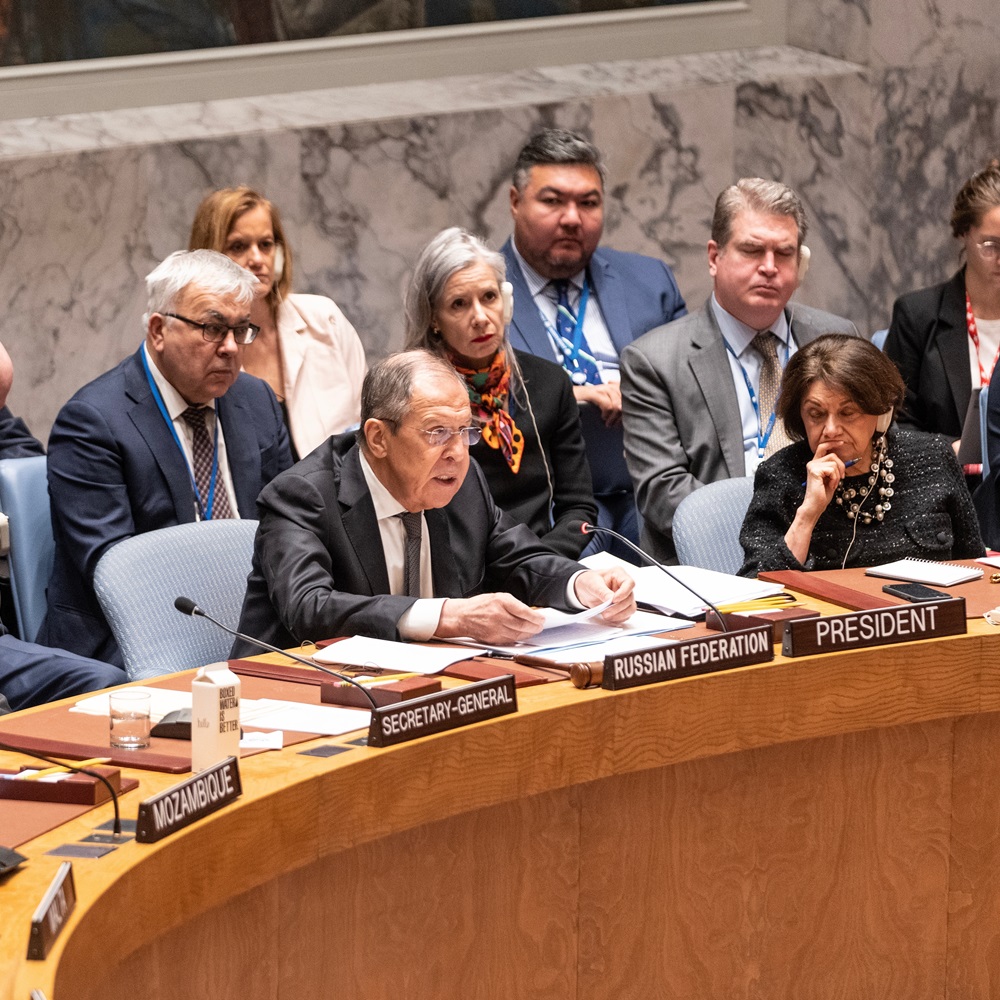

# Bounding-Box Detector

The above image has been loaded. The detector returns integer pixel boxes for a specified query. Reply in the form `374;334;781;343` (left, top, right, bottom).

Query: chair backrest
871;328;889;350
672;476;755;575
0;456;53;643
93;519;259;681
981;385;992;479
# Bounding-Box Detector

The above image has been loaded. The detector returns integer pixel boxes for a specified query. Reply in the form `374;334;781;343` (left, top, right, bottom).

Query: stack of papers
580;552;783;617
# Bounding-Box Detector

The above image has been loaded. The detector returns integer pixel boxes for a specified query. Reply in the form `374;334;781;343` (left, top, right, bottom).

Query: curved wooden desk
5;615;1000;999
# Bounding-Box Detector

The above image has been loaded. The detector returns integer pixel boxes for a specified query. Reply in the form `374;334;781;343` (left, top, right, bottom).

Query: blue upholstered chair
672;477;755;575
0;456;53;642
93;519;259;682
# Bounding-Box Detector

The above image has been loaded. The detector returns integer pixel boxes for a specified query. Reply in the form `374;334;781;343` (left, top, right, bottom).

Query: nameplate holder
601;624;774;691
367;675;517;748
27;861;75;960
135;756;242;844
782;598;966;657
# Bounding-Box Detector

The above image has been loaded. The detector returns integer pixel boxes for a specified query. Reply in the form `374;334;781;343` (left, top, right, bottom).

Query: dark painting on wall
0;0;704;66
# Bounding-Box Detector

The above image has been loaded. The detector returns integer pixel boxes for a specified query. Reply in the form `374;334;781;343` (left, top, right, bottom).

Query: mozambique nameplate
27;861;76;960
601;625;774;691
781;598;966;657
135;756;241;844
367;675;517;747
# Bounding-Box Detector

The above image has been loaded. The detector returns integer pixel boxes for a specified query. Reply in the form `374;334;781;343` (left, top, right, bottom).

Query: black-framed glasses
419;426;483;447
164;312;259;345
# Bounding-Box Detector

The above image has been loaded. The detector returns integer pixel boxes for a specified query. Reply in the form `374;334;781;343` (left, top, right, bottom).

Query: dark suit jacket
39;347;292;664
0;407;44;459
621;298;859;562
232;439;586;655
884;269;970;440
501;239;686;495
470;351;595;558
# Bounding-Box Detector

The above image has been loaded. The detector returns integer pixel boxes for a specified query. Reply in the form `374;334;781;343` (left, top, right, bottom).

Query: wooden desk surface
4;605;1000;999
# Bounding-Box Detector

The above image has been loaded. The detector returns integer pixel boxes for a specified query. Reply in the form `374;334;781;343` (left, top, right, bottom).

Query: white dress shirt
142;343;240;519
710;295;796;475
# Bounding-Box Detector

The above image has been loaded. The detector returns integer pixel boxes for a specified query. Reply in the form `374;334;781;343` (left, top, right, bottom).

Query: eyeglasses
418;426;483;447
164;312;260;345
973;240;1000;263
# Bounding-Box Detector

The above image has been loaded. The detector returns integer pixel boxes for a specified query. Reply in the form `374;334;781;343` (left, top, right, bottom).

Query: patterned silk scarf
449;351;524;473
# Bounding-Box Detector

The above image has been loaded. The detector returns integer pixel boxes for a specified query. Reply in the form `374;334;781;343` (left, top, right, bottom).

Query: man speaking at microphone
232;351;635;655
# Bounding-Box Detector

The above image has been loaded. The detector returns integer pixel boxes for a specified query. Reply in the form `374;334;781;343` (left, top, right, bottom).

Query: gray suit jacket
620;298;859;561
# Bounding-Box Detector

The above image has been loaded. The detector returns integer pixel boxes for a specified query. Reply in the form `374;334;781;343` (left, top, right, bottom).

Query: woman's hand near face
784;441;847;564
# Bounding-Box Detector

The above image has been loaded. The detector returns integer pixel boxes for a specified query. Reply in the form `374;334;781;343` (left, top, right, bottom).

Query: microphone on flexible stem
577;522;729;632
0;739;122;836
173;597;380;712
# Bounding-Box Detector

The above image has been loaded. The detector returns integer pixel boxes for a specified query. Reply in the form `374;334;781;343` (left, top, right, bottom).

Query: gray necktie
397;512;422;597
752;332;790;457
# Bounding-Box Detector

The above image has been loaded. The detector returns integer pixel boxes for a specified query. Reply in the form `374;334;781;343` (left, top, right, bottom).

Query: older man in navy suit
38;250;292;667
500;129;686;551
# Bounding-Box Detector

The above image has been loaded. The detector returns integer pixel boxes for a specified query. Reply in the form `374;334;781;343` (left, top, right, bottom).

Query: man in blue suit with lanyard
38;250;292;667
500;129;687;553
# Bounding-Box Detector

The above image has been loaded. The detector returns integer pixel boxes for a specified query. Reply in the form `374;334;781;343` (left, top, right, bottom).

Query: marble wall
0;0;998;440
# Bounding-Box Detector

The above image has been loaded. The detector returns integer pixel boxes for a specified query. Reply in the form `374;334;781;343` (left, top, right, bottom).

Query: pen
19;757;112;780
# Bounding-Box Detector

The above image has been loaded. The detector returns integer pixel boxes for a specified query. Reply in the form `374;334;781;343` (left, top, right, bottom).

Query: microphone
173;597;380;711
0;739;122;836
577;522;728;631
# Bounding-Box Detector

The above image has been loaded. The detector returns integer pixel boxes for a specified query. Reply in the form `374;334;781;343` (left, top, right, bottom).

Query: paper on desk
580;553;782;617
312;635;483;674
72;690;366;738
538;598;612;630
465;609;690;657
239;730;284;750
239;699;368;736
525;633;678;664
71;687;192;723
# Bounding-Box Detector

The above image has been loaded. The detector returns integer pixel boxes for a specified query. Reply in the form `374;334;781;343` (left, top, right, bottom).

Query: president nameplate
136;756;242;843
368;675;517;747
602;625;774;691
782;598;966;657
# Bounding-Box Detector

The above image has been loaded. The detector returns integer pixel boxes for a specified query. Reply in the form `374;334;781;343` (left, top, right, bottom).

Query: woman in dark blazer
885;160;1000;448
404;227;597;558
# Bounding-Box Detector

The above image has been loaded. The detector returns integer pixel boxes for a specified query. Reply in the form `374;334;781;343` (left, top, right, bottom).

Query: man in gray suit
621;178;859;562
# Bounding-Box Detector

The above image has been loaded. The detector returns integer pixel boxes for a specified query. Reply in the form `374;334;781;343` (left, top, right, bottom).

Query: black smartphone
882;582;951;603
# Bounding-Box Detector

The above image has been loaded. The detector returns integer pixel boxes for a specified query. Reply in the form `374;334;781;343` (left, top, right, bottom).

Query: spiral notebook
864;558;984;587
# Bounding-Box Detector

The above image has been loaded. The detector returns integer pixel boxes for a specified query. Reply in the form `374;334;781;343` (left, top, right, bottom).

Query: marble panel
0;148;154;441
869;59;1000;326
787;0;871;65
733;69;876;332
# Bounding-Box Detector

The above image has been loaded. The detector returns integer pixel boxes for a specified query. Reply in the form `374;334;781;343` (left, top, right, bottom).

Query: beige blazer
276;293;367;457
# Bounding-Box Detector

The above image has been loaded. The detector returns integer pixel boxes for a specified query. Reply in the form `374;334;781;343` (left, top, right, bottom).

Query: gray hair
359;350;466;450
403;227;507;354
711;178;808;249
512;128;607;193
143;249;258;326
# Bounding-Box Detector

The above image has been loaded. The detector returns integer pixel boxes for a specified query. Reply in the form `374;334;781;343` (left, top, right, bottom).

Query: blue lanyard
140;347;223;520
724;335;790;458
540;281;596;383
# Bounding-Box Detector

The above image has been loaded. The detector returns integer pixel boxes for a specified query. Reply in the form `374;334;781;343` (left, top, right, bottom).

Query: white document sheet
580;553;783;617
238;699;368;736
70;687;193;723
312;635;483;674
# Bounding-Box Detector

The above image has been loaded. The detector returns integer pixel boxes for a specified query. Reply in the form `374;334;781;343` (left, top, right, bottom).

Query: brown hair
777;334;904;441
188;187;292;309
711;178;808;249
950;159;1000;238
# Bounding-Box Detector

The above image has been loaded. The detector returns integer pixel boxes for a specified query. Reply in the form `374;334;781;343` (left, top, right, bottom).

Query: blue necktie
553;279;601;385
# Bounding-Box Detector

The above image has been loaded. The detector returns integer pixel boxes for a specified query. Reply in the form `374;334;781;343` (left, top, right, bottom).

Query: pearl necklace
834;435;894;523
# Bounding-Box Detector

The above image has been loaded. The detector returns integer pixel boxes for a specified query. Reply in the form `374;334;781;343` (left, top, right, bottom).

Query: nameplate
27;861;75;960
135;756;242;844
781;598;966;657
601;625;774;691
367;675;517;747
